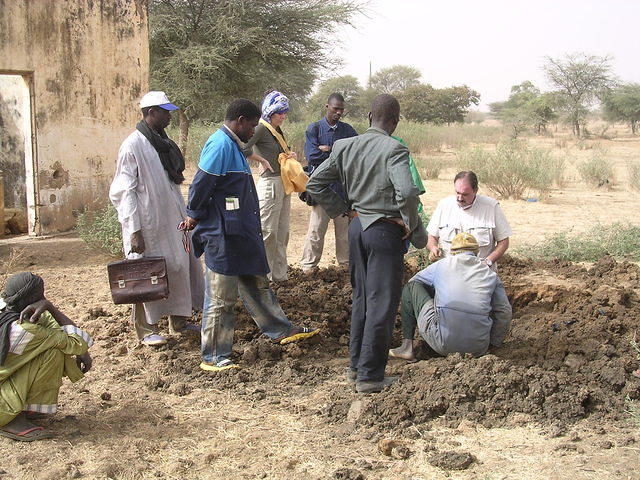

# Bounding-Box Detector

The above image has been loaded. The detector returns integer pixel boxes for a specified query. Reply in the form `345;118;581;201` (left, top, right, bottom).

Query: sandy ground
0;132;639;479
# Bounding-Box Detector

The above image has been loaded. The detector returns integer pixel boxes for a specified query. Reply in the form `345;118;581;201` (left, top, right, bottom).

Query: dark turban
0;272;45;365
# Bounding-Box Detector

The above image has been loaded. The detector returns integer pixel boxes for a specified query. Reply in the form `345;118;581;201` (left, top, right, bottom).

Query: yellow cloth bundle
259;119;308;195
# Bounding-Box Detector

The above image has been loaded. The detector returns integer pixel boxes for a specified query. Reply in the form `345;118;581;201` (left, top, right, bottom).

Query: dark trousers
348;217;405;382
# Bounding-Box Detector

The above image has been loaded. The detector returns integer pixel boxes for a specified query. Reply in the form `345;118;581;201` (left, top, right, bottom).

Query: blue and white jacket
187;127;269;276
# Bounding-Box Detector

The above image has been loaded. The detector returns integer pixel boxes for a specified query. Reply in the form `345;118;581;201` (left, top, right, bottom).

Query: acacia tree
543;53;616;137
149;0;364;157
603;83;640;134
369;65;421;94
490;81;558;137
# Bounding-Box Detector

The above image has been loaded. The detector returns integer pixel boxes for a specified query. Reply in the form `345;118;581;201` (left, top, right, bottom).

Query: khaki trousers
257;176;291;282
132;304;191;340
300;205;349;270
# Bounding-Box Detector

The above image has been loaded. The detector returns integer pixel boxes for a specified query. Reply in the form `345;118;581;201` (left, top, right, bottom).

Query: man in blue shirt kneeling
185;99;319;372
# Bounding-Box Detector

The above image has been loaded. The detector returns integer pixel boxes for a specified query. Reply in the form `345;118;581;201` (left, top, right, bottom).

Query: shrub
578;151;614;187
76;204;123;257
419;156;447;179
457;140;560;199
627;161;640;191
517;222;640;262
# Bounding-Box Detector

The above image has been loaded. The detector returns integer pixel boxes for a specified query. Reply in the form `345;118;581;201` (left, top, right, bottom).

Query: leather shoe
356;376;399;393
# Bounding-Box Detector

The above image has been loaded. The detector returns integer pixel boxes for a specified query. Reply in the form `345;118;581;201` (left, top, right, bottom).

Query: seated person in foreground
0;272;93;441
389;233;512;361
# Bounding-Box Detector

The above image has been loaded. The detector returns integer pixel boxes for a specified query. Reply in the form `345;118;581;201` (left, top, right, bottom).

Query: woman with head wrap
242;90;298;282
0;272;93;441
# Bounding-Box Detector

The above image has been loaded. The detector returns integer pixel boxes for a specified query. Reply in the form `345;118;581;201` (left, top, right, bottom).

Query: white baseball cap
139;91;179;111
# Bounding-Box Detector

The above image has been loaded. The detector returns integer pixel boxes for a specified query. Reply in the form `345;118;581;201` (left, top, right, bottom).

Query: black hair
225;99;261;121
327;92;345;103
454;171;479;190
370;94;400;123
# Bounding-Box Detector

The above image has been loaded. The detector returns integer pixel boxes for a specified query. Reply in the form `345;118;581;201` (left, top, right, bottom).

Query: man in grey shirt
307;94;427;393
389;233;512;361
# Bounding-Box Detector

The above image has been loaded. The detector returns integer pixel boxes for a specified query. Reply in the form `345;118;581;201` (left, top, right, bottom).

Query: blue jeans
201;268;292;364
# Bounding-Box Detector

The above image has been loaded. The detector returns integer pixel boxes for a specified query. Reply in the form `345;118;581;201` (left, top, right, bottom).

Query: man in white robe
110;91;204;346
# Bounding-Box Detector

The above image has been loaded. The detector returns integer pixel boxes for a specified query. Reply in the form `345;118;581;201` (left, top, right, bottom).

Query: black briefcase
107;256;169;304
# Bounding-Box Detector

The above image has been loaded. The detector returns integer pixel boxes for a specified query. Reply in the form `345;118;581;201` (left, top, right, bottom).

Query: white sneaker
141;334;168;346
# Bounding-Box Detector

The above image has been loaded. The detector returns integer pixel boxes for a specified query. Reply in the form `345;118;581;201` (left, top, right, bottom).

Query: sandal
0;426;53;442
275;327;320;345
199;359;240;372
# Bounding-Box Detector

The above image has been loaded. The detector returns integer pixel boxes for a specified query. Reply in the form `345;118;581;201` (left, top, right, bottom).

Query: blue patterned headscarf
261;90;289;121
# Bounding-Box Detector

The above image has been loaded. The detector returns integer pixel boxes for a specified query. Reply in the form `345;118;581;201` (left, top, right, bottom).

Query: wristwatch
484;258;493;267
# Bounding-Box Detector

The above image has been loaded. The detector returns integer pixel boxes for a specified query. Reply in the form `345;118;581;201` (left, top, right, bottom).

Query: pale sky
333;0;640;110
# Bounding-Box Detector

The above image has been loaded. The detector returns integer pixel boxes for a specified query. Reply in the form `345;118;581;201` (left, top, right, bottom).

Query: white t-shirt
427;195;513;261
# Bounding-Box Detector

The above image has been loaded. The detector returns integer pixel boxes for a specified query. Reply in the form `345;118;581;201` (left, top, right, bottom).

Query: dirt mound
321;256;640;430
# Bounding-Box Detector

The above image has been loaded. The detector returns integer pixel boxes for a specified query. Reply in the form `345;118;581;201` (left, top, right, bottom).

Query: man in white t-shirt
427;171;512;269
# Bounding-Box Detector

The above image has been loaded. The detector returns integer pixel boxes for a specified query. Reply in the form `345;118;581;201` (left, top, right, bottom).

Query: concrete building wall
0;0;149;234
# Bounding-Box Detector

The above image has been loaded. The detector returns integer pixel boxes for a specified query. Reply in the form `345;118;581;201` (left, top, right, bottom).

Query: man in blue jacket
184;99;318;372
300;93;358;273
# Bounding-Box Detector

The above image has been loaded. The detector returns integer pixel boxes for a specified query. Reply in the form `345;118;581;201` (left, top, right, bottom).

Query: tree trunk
574;120;580;137
178;110;190;159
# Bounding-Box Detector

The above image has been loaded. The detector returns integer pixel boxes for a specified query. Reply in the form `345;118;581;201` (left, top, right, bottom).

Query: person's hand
388;217;410;240
346;210;357;219
20;299;52;323
76;352;93;373
130;230;145;254
318;145;331;153
428;245;441;262
288;151;299;161
182;217;198;231
258;157;274;174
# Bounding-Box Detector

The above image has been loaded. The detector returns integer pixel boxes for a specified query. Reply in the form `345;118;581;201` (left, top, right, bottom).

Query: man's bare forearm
47;303;76;327
487;238;509;263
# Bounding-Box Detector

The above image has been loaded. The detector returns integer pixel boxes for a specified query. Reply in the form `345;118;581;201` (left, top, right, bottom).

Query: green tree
490;81;557;137
398;84;437;122
400;84;479;124
603;83;640;134
434;86;480;125
369;65;421;94
543;53;616;137
149;0;364;157
306;75;365;119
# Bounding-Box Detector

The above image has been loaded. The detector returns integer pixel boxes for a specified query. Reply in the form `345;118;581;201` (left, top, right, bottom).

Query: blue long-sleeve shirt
304;118;358;171
186;127;269;276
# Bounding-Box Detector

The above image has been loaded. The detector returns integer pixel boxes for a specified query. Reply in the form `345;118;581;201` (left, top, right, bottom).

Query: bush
418;156;447;179
627;161;640;191
76;204;123;257
457;140;561;199
578;151;614;187
517;222;640;262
